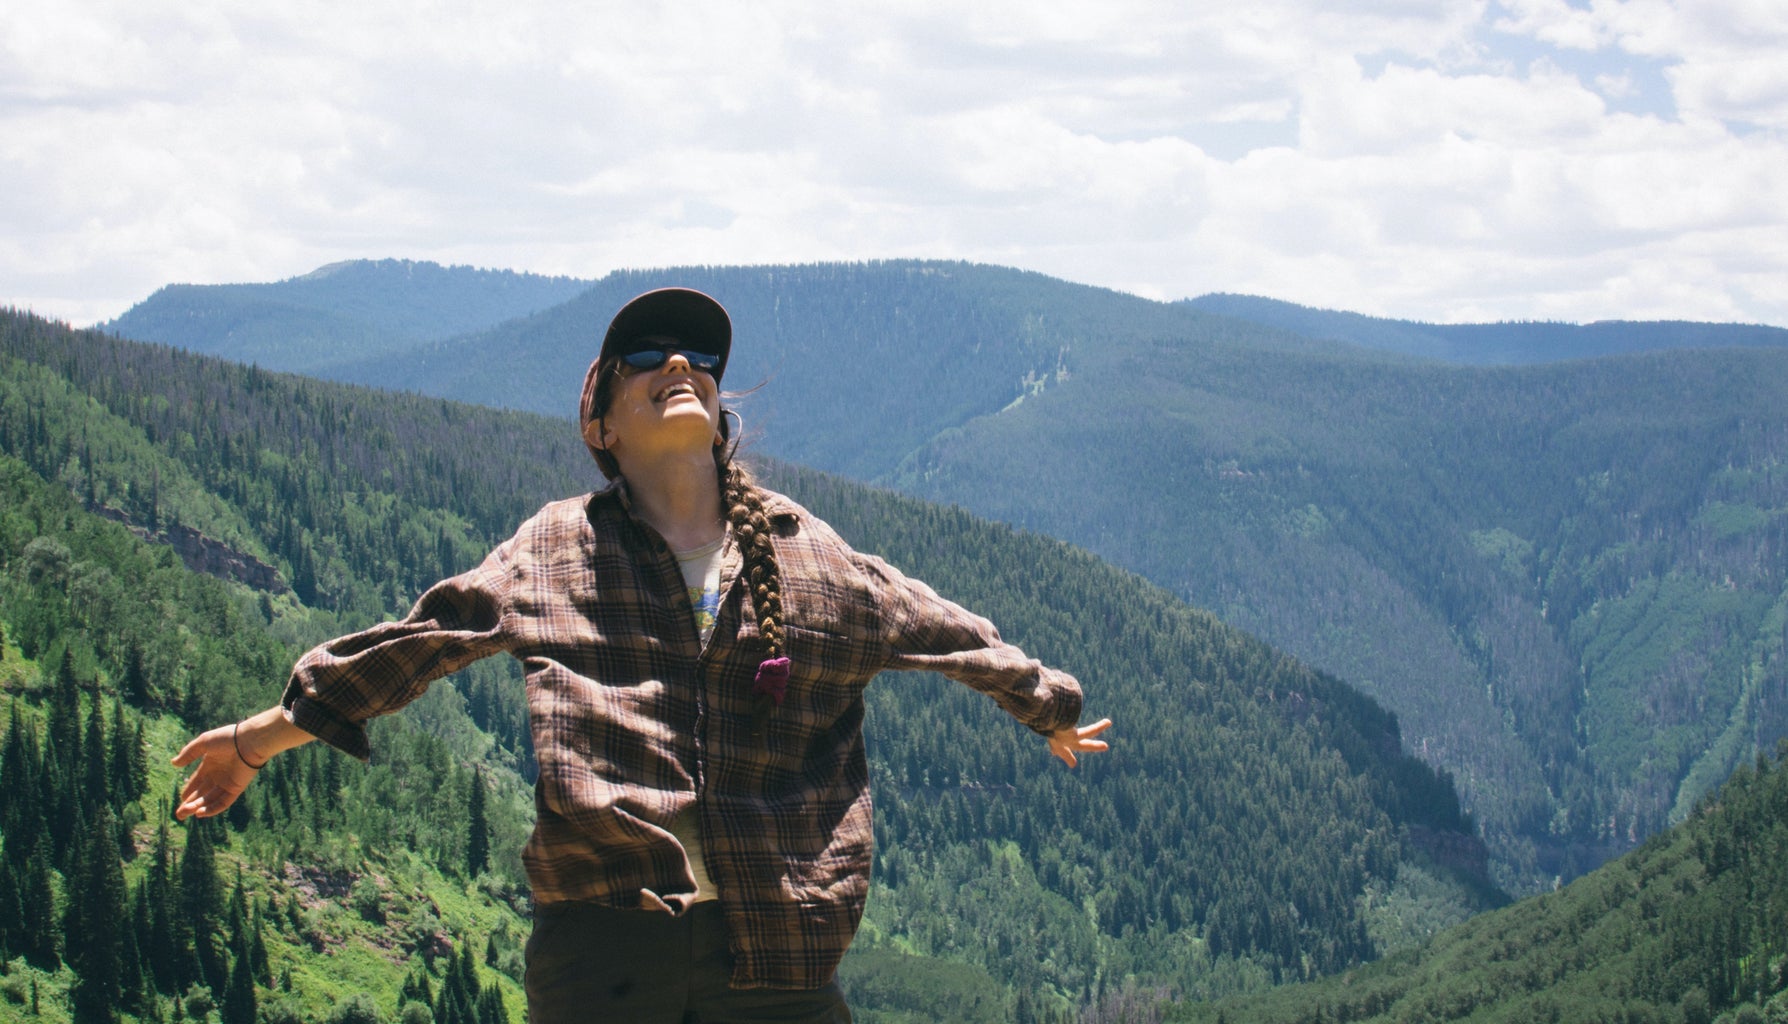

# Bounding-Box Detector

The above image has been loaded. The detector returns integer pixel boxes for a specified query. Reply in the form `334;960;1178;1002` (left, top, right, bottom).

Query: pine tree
467;767;490;878
20;845;59;969
1;704;46;869
249;901;271;986
0;858;21;959
180;819;226;992
83;695;109;807
221;944;256;1024
122;642;151;707
49;646;82;775
109;700;146;807
145;821;179;993
119;914;146;1017
475;987;510;1024
70;805;126;1024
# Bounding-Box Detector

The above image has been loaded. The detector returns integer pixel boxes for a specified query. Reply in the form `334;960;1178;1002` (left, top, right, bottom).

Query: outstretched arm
171;706;316;820
1047;717;1112;768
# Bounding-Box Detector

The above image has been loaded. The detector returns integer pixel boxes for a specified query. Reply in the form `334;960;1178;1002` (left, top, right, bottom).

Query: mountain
1184;293;1788;365
104;259;1788;898
102;258;591;374
0;309;1492;1020
1170;740;1788;1023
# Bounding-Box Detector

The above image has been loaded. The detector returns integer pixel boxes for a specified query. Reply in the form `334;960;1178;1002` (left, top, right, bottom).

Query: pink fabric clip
751;657;791;705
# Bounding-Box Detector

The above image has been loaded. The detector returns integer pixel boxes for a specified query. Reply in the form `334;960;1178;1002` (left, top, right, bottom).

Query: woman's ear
583;418;612;452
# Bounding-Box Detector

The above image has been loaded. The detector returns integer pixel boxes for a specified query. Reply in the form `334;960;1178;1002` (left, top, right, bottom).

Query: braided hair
721;460;790;728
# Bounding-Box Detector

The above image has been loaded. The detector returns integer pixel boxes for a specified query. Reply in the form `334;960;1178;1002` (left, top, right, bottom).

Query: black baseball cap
598;287;732;384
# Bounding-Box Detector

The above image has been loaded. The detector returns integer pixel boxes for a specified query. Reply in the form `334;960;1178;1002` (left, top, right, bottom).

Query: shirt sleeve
861;551;1083;737
280;538;516;761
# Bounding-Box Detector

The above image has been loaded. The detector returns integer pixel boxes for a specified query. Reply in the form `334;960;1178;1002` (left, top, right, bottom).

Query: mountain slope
1171;741;1788;1023
100;260;1788;895
0;309;1492;1018
103;258;591;374
1185;293;1788;365
895;338;1788;892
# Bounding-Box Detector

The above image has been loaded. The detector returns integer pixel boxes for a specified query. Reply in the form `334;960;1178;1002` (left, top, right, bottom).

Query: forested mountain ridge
1184;292;1788;365
0;308;1491;1021
898;333;1788;896
103;259;1788;898
102;259;591;375
108;260;1363;480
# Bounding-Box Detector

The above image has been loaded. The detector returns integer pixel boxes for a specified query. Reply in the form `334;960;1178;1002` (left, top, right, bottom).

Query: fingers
175;773;239;820
170;737;203;768
172;728;247;819
1047;718;1114;769
171;725;226;768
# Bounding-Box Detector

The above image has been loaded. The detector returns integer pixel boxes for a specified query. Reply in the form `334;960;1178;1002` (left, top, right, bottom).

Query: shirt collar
592;474;801;527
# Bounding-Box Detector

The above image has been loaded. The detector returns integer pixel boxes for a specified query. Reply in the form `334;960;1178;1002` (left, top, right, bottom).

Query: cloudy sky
4;0;1785;328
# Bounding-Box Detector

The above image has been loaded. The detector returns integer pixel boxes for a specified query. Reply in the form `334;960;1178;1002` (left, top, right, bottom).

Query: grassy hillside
0;309;1491;1020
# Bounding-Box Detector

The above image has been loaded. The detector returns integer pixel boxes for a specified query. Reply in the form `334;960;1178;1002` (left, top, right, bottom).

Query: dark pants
525;902;852;1024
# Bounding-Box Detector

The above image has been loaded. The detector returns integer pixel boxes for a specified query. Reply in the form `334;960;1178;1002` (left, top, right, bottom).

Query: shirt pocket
780;624;886;721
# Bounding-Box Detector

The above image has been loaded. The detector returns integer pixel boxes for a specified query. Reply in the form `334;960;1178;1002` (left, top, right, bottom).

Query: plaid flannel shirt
281;481;1083;990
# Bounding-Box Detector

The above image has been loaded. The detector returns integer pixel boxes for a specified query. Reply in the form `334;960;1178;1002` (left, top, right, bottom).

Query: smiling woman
172;286;1111;1024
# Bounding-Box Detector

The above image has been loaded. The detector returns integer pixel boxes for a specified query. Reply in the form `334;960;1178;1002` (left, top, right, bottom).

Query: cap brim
599;288;732;382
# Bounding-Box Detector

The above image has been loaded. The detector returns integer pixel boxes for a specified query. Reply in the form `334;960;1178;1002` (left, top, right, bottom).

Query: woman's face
583;337;724;469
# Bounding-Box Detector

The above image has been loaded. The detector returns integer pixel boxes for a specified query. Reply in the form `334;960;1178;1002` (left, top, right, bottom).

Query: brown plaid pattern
281;482;1083;990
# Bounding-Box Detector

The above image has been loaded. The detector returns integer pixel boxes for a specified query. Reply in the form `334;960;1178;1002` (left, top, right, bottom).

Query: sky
3;0;1786;329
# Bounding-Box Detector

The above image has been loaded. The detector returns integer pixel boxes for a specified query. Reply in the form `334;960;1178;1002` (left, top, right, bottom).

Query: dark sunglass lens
685;351;720;372
622;349;670;370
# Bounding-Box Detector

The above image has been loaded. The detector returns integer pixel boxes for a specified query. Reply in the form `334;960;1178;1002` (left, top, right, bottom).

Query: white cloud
1;0;1785;329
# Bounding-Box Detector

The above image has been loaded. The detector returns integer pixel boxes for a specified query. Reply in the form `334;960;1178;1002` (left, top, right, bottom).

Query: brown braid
720;458;788;730
719;460;784;658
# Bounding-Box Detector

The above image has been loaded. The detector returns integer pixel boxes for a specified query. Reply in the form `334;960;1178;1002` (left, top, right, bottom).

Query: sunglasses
619;347;721;375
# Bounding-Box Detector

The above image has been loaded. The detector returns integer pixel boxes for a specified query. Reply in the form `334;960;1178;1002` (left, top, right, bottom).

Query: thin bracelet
233;722;268;771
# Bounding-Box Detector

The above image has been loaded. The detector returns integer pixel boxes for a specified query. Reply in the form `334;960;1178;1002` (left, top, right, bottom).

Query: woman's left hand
1047;718;1112;768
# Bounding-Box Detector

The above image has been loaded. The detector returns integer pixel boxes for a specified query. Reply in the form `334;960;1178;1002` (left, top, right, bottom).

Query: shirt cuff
280;683;372;762
1025;668;1084;737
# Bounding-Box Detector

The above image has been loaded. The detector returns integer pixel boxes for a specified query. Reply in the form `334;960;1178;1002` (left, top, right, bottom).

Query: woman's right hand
172;707;312;820
171;723;263;820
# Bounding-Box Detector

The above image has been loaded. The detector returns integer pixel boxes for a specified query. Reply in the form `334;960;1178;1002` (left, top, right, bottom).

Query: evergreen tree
144;821;180;994
109;700;146;807
83;695;109;808
249;901;271;986
180;819;226;992
49;646;82;775
221;947;256;1024
474;987;509;1024
119;915;147;1016
467;767;490;878
20;845;59;969
122;641;151;707
70;805;126;1024
1;704;46;869
0;858;20;959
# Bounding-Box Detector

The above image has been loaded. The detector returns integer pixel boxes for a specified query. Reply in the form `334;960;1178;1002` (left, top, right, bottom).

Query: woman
175;287;1111;1023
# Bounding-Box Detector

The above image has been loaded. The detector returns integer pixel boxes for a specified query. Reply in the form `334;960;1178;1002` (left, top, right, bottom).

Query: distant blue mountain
104;258;592;373
1184;293;1788;364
